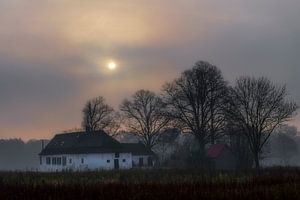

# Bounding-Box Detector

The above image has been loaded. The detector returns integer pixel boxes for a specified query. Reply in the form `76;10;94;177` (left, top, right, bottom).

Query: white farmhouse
39;130;155;172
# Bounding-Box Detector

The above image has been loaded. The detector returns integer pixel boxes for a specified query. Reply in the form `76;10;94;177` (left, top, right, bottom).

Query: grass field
1;168;300;200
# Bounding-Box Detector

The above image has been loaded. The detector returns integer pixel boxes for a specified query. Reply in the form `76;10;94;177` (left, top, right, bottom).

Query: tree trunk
199;142;206;159
211;133;215;145
198;139;207;168
253;152;260;169
145;143;152;150
194;132;208;168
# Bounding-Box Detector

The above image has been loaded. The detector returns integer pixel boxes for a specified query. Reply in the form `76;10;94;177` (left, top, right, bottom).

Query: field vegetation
1;168;300;200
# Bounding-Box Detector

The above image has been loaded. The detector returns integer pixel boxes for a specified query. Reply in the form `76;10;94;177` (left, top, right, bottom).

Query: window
62;157;67;166
107;160;110;163
81;158;84;164
40;156;42;165
115;153;119;158
69;159;72;164
123;159;126;163
57;157;62;165
52;157;57;165
46;157;51;165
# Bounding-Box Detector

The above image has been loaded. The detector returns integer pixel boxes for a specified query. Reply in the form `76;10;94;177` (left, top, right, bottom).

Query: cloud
0;0;299;139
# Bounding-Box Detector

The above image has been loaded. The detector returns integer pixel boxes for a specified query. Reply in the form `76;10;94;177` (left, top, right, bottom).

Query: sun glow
107;61;117;70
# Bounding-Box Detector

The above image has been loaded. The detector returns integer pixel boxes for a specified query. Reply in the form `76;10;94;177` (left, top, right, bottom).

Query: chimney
41;140;45;150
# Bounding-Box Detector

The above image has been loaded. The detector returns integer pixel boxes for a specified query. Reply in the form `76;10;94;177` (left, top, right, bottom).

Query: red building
207;144;236;170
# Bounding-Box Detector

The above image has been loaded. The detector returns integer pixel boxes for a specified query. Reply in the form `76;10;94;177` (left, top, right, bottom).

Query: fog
1;125;299;171
0;139;48;171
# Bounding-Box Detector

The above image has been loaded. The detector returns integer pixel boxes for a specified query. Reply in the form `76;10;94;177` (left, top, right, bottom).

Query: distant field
1;168;300;200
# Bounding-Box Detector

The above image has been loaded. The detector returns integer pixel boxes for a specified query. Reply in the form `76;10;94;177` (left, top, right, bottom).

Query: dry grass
1;168;300;200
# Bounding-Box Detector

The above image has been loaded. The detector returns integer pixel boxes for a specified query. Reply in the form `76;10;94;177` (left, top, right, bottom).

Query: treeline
81;61;298;169
1;127;299;170
0;139;49;170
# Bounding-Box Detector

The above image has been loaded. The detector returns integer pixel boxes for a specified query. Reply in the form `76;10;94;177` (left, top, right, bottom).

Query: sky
0;0;300;140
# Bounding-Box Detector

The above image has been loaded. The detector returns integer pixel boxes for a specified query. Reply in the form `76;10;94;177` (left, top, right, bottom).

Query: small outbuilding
207;144;236;170
39;130;155;172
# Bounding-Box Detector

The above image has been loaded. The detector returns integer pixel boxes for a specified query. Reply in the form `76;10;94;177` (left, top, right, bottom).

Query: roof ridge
55;131;84;136
55;130;109;136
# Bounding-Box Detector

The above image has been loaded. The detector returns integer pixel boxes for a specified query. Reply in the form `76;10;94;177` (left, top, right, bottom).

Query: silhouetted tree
82;96;114;133
162;61;228;160
225;77;298;168
120;90;170;149
104;112;125;137
156;128;180;162
159;128;180;145
226;124;253;169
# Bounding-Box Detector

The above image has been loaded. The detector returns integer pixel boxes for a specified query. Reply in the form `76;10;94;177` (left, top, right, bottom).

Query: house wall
40;153;132;172
132;155;154;168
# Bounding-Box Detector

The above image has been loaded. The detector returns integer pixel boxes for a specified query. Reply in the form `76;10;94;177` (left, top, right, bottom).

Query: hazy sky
0;0;299;140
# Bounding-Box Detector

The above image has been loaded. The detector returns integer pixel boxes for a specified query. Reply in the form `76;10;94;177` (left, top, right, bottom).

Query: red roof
207;144;228;158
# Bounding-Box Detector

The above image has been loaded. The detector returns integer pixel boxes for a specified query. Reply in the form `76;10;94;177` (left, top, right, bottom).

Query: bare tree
82;96;114;133
104;112;125;137
225;77;298;168
120;90;170;149
162;61;228;159
225;124;253;169
156;128;180;162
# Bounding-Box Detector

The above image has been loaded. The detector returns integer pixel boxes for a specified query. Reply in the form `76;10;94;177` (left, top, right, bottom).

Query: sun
107;61;117;70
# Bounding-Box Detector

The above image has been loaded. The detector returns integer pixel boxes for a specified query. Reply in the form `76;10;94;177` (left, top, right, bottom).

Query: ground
1;168;300;199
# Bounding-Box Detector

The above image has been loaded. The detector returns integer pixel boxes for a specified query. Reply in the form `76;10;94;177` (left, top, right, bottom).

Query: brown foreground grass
0;168;300;200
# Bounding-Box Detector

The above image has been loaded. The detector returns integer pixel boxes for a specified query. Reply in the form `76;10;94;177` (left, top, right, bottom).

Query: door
139;157;144;167
114;159;119;170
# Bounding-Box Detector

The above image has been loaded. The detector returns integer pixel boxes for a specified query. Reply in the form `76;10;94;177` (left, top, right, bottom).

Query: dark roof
121;143;155;156
39;131;154;156
207;144;229;158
